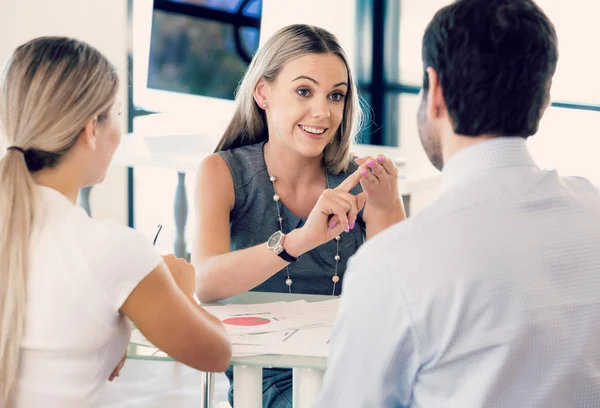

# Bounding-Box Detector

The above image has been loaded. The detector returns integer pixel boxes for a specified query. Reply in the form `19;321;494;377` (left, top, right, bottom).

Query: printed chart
223;316;271;327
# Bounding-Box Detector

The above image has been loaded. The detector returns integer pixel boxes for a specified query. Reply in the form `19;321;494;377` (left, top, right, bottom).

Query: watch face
267;231;283;248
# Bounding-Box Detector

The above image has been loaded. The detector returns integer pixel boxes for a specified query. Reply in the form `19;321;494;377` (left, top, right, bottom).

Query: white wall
0;0;129;225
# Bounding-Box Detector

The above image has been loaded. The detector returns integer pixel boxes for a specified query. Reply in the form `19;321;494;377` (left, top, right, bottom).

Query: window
133;0;262;113
147;0;261;101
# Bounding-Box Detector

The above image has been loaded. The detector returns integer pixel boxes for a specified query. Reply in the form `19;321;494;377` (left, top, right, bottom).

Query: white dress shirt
14;186;162;408
316;137;600;408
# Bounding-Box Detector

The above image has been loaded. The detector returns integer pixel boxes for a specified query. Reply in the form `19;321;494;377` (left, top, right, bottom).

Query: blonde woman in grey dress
192;24;406;408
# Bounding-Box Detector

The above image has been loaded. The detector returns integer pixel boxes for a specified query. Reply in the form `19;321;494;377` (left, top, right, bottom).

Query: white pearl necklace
269;175;341;296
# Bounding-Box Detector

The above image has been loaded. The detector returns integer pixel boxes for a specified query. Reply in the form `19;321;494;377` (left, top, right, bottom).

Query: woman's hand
354;154;406;237
293;167;367;251
354;155;402;211
108;352;127;382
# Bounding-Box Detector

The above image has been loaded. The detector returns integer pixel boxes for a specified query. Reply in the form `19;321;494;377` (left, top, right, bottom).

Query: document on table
130;298;341;358
278;298;340;326
201;302;325;335
230;325;332;358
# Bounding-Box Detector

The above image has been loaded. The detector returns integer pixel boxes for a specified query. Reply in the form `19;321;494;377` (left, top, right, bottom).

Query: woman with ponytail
0;37;231;408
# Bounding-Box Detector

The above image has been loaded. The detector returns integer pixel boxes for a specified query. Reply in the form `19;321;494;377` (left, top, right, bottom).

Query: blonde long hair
0;37;118;406
215;24;363;174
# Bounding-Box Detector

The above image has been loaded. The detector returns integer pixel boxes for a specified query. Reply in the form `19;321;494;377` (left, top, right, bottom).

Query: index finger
336;165;367;193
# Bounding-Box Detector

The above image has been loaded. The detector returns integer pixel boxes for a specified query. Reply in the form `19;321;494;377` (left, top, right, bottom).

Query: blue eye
330;92;345;102
297;88;311;97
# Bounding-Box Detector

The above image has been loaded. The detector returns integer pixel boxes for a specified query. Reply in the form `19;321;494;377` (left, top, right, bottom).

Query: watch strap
277;249;299;263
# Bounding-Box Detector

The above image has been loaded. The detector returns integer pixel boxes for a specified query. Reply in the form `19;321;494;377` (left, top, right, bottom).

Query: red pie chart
222;317;271;326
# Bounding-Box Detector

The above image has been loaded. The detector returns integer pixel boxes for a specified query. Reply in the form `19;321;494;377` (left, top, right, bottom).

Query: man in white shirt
315;0;600;407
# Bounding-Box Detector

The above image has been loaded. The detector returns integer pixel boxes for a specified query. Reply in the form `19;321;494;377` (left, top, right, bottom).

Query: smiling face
258;53;349;158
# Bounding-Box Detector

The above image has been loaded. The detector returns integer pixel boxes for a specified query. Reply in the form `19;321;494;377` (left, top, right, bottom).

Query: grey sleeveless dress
217;141;365;407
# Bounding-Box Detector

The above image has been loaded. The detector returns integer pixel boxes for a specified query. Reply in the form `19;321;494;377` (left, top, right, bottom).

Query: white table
128;291;336;408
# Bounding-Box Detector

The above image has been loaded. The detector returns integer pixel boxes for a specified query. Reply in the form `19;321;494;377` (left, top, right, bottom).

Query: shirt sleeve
314;246;422;408
80;219;164;312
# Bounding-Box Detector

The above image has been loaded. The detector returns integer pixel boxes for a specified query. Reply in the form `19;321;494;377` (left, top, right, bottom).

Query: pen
152;224;163;246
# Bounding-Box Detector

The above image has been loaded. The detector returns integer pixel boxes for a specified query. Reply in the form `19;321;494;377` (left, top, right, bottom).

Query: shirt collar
441;137;538;193
37;185;76;211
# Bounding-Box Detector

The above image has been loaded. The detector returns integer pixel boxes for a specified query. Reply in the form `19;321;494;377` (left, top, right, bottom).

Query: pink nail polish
344;225;350;233
360;169;369;177
329;220;337;229
349;220;355;229
368;160;376;167
377;155;385;162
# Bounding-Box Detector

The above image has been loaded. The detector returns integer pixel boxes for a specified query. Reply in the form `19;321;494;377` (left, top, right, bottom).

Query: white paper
202;303;322;335
278;298;341;326
130;299;340;359
230;326;333;358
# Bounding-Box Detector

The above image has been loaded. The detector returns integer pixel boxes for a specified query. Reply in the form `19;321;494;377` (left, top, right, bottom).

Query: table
128;291;335;408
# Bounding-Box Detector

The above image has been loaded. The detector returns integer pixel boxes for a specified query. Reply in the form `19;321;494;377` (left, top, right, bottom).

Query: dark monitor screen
147;0;262;101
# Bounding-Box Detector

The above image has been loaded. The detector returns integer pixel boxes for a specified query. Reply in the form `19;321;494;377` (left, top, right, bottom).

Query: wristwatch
267;231;299;263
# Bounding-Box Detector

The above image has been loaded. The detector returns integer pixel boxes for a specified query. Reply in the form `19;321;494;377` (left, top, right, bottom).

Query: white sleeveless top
14;186;162;407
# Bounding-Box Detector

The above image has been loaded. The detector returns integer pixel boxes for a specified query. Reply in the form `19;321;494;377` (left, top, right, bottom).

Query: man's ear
425;67;446;119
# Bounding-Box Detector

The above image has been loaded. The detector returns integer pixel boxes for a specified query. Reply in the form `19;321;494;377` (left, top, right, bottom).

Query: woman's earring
262;103;267;109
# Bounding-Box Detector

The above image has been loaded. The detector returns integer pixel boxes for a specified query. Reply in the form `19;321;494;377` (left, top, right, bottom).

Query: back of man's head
422;0;558;138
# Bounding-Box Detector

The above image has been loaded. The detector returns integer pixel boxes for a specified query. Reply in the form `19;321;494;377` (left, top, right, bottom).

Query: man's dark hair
422;0;558;137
